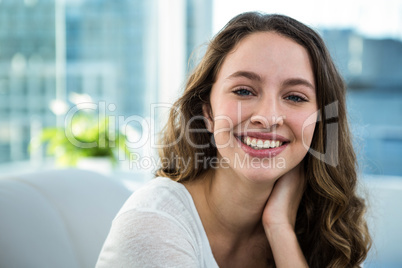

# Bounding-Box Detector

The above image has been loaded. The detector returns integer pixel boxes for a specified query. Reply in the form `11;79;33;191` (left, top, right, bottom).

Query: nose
250;99;285;129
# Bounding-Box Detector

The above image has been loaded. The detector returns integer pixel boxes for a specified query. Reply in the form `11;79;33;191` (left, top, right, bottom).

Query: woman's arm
262;163;308;267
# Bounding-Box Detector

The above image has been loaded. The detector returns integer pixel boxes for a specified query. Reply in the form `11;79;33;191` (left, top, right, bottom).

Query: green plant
30;112;131;167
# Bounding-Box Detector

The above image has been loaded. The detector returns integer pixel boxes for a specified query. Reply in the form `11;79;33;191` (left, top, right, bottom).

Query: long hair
156;12;371;267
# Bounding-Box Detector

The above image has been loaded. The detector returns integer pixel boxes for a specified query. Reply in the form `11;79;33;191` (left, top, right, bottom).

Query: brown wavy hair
156;12;371;267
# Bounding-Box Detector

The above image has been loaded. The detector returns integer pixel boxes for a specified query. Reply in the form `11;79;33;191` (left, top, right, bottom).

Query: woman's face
204;31;318;183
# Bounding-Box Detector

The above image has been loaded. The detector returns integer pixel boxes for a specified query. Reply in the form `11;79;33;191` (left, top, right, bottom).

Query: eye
285;94;308;103
233;88;254;96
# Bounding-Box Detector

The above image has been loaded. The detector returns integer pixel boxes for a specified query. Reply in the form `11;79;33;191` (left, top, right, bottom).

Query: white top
96;177;219;268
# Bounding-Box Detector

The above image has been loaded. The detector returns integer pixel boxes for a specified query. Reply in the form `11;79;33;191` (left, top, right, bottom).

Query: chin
236;164;287;184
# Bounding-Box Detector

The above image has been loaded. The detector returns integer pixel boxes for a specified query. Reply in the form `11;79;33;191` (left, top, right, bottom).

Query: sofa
363;176;402;268
0;169;132;268
0;169;401;267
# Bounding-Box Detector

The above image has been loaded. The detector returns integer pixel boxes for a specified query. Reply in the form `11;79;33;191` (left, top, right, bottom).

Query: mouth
234;133;289;157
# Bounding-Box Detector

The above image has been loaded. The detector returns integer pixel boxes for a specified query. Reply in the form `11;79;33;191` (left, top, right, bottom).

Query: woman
97;12;371;267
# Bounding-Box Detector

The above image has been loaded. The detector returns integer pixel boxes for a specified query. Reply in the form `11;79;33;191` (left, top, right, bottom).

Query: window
0;0;213;171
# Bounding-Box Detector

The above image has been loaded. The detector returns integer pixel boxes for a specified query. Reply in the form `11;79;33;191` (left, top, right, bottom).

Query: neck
185;168;275;244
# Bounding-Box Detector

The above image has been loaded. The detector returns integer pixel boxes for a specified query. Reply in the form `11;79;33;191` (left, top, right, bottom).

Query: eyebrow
282;78;315;91
226;70;315;91
226;71;262;82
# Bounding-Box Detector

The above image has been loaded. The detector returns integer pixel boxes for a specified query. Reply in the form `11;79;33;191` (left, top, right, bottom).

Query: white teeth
251;139;257;147
241;136;283;150
244;137;249;145
264;140;270;148
256;140;263;148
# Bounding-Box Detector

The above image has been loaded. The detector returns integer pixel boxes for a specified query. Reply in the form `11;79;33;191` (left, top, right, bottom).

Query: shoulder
96;177;203;267
117;177;193;219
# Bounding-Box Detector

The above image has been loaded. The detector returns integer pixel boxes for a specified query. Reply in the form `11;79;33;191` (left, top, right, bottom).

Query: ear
202;103;214;133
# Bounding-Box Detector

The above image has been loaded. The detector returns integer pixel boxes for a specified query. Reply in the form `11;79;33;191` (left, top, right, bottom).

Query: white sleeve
96;209;199;268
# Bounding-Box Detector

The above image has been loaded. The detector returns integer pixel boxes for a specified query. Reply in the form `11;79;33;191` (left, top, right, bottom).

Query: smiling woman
96;12;371;268
203;31;317;183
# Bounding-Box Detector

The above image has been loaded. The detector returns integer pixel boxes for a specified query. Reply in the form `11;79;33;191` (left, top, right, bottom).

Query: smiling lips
235;133;289;158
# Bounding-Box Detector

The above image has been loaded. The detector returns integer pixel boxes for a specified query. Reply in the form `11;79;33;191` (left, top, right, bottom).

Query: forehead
216;32;315;88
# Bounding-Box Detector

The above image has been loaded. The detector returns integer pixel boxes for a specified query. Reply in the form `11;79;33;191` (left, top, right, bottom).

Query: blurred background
0;0;401;266
0;0;401;177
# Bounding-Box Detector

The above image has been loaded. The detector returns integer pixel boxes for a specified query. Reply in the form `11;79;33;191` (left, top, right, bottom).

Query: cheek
289;110;317;147
211;100;245;130
211;101;252;148
301;123;316;148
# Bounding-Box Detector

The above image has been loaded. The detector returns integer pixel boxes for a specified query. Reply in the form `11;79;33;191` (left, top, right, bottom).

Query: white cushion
0;169;132;268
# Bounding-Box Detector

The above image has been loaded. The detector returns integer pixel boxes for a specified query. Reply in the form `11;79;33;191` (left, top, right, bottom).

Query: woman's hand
262;163;308;267
262;162;306;230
